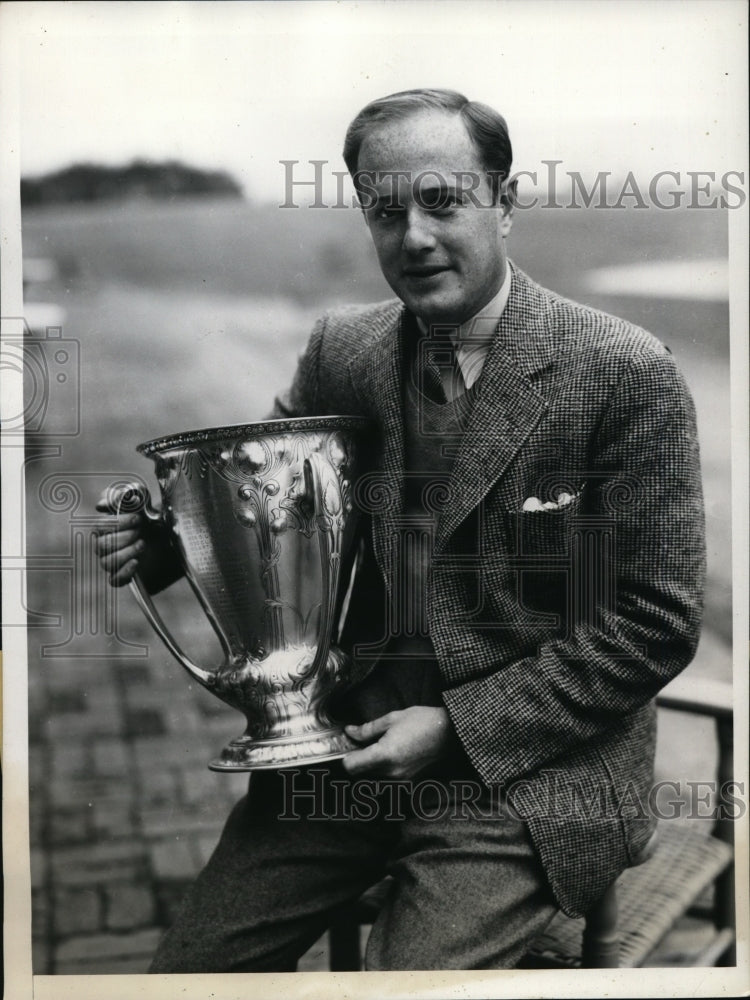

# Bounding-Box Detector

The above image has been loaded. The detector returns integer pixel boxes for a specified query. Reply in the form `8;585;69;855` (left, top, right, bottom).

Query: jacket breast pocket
508;490;584;560
479;492;585;635
479;489;584;559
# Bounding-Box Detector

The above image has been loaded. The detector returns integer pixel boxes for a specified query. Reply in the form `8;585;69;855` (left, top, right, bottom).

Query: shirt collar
415;266;513;390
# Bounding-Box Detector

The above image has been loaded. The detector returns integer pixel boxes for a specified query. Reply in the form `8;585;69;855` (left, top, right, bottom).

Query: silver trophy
120;417;371;770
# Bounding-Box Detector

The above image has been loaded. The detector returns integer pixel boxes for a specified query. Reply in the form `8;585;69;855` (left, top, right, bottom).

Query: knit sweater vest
339;335;479;719
399;355;477;653
364;341;477;710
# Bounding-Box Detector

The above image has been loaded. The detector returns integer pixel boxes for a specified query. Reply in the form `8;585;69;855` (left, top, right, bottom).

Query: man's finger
345;712;397;745
341;741;389;777
109;559;140;588
95;528;141;555
94;511;142;533
99;540;145;573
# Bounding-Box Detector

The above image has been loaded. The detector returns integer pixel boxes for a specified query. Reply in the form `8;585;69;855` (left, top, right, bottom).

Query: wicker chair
328;675;735;970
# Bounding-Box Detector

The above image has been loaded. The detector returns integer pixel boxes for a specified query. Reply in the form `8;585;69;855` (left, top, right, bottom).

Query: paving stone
219;772;250;805
49;741;90;779
29;746;49;784
53;886;101;936
30;848;47;890
104;884;156;931
46;712;123;740
50;776;133;808
125;707;168;737
140;805;226;839
136;765;181;805
29;798;47;846
92;800;135;839
54;927;163;963
86;679;124;701
116;662;152;686
149;837;199;880
203;713;245;739
28;711;48;742
49;806;91;845
56;954;154;975
32;937;51;975
179;766;228;806
123;684;165;710
164;705;206;734
196;691;237;716
51;841;147;886
43;662;106;691
28;678;48;714
32;886;50;936
133;735;213;768
48;688;89;713
85;687;127;721
92;737;131;776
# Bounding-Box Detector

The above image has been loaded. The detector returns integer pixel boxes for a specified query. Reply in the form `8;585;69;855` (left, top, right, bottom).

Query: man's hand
94;498;147;587
342;706;459;780
94;490;182;592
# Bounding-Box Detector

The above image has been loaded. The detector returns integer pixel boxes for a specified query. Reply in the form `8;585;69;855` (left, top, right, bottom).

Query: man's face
356;109;513;325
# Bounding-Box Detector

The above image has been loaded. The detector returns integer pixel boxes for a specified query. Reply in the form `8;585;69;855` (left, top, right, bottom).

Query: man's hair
343;88;513;203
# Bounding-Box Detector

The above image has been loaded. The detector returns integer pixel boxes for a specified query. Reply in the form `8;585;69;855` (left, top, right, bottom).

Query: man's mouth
402;266;449;279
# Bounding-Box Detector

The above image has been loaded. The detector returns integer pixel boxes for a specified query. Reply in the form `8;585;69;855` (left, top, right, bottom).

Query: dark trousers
149;760;557;972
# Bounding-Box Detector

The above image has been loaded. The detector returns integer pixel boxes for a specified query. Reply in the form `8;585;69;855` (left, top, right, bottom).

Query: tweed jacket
271;262;705;917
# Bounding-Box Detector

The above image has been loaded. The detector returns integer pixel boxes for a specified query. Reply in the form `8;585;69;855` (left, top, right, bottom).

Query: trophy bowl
119;416;372;771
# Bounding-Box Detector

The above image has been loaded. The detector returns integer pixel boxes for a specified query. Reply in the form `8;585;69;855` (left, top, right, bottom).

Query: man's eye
373;205;404;221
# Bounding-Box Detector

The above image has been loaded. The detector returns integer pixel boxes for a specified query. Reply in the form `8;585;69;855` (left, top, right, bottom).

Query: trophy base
208;727;358;771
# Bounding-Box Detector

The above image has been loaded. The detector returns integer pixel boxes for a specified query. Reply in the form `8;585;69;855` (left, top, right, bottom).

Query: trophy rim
136;415;373;455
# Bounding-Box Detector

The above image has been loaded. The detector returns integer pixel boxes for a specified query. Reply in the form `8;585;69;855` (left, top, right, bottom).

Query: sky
4;0;749;203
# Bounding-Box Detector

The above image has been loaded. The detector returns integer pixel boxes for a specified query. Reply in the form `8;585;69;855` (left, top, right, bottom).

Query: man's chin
400;292;464;326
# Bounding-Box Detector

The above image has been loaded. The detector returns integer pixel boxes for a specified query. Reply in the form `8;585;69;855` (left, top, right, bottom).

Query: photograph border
2;3;748;998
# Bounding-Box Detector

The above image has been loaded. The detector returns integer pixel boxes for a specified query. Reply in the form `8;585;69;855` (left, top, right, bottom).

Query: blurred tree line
21;159;243;205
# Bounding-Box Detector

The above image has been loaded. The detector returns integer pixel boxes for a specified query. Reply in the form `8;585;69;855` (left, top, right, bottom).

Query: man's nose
402;209;437;254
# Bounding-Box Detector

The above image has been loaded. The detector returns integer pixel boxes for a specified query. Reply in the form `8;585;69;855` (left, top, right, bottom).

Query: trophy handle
115;484;214;688
303;452;345;676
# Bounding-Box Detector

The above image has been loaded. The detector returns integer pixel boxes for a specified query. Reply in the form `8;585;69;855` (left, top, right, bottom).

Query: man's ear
499;178;516;237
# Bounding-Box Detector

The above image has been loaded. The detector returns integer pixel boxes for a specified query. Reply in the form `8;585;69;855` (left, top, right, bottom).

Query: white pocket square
522;491;578;512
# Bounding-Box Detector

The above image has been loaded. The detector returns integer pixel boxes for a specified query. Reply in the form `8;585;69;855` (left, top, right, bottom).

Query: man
96;89;705;970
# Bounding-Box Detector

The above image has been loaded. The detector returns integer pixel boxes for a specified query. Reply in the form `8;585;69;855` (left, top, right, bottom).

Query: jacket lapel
435;264;557;551
345;264;561;575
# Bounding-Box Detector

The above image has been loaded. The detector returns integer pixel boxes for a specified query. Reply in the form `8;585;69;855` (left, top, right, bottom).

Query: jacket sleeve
266;314;327;419
442;345;706;786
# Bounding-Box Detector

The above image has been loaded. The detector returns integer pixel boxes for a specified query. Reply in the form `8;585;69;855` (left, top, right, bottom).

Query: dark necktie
412;333;457;404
